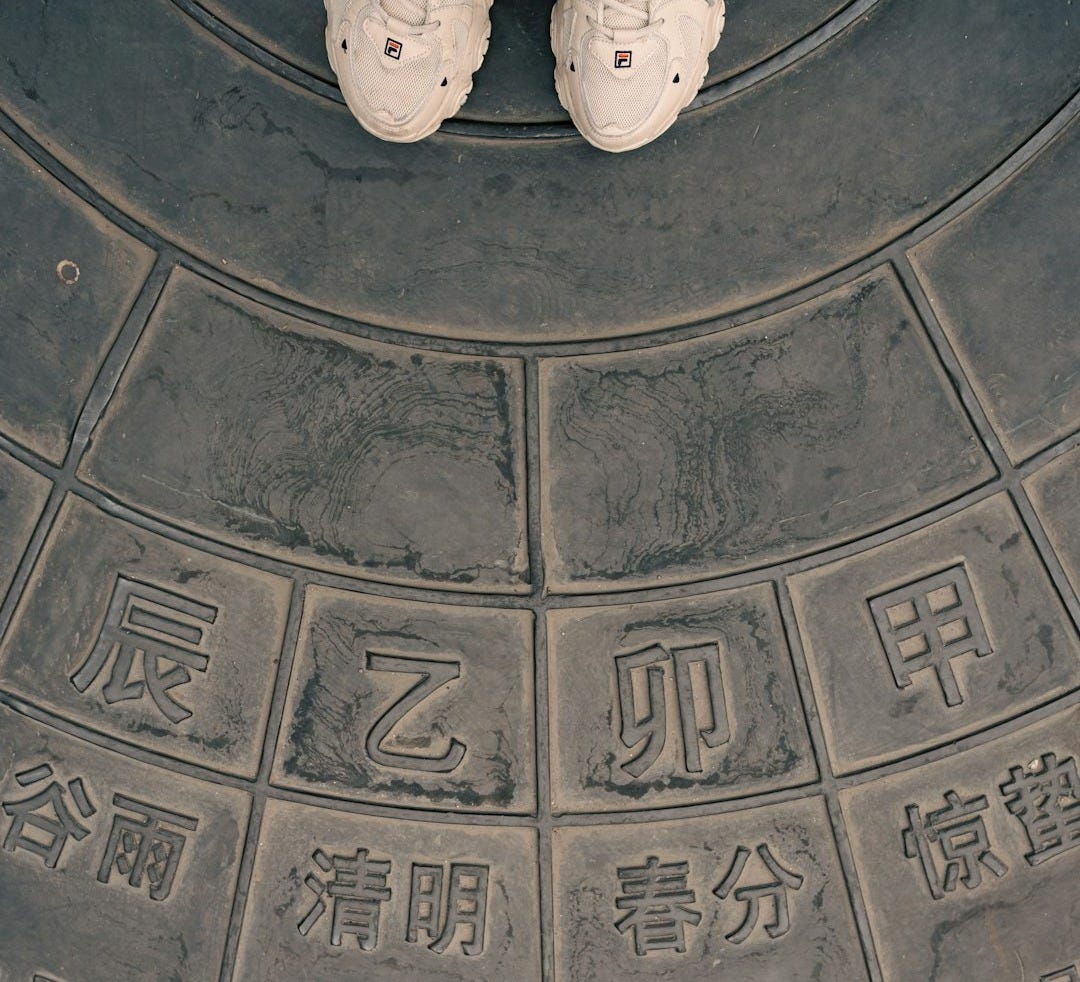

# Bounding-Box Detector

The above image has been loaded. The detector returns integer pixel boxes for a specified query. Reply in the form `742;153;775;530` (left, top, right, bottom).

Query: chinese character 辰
2;763;96;868
712;844;804;944
902;790;1007;900
363;652;467;773
407;862;489;955
1000;752;1080;866
869;566;992;708
97;794;198;901
298;847;393;950
616;642;730;778
615;855;702;956
71;574;218;724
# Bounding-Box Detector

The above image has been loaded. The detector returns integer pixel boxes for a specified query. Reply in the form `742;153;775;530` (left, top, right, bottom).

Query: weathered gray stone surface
0;134;155;464
80;270;530;591
0;495;292;777
840;706;1080;981
790;494;1080;774
272;586;536;812
196;0;850;121
0;452;50;605
0;705;250;980
1027;447;1080;597
541;270;992;591
1;0;1079;977
2;0;1077;339
547;584;815;812
909;117;1080;463
235;799;541;980
553;797;868;980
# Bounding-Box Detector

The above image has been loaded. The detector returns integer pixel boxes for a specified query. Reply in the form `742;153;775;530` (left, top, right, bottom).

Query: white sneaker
550;0;725;152
325;0;492;142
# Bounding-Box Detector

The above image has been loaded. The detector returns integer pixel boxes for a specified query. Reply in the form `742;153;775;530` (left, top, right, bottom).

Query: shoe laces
378;0;440;33
593;0;652;34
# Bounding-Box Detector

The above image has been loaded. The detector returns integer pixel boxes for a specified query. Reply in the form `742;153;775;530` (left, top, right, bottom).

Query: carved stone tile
541;270;993;591
839;705;1080;981
0;133;155;465
272;586;536;813
0;495;292;778
790;494;1080;774
552;797;867;980
0;705;250;980
235;799;541;980
547;584;815;813
79;269;530;591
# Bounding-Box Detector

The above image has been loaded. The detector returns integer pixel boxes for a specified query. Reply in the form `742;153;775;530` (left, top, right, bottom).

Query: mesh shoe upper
349;12;443;123
326;0;488;140
580;34;667;133
552;0;725;151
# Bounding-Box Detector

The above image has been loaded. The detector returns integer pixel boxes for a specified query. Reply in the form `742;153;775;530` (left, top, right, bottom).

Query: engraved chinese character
71;575;217;724
712;844;804;944
869;566;992;707
902;790;1007;900
97;794;198;901
2;763;96;868
407;862;489;955
363;652;466;773
616;642;730;778
298;847;392;950
615;855;701;955
1000;752;1080;866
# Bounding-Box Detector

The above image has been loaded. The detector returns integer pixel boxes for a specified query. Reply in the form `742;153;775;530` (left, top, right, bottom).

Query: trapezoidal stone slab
234;799;541;980
0;494;292;778
839;704;1080;982
0;451;51;607
0;133;155;465
79;269;530;592
909;117;1080;463
789;493;1080;775
0;704;250;981
540;268;994;592
271;586;536;814
552;796;867;980
1026;446;1080;600
547;584;816;814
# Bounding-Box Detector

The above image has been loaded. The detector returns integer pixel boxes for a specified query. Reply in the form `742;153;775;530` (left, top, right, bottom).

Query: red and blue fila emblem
615;50;632;68
385;37;402;59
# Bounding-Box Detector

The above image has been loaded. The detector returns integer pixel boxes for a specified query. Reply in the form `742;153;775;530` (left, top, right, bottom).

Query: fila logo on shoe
614;50;632;68
385;37;403;59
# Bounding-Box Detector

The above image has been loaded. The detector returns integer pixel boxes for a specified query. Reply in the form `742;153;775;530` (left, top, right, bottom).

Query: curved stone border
170;0;878;135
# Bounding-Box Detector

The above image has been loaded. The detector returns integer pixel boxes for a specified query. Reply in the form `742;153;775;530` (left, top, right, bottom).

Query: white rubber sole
327;1;493;143
551;0;726;153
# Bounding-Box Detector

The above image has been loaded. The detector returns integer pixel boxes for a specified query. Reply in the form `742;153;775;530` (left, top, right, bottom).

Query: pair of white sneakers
325;0;725;152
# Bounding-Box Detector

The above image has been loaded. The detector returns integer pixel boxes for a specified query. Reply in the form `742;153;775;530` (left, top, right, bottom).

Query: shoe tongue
600;0;649;31
380;0;427;28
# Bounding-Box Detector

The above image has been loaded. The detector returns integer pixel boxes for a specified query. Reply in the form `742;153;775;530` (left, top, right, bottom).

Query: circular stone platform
0;1;1078;980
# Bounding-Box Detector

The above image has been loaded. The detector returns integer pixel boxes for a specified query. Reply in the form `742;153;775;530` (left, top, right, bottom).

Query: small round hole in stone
56;259;80;285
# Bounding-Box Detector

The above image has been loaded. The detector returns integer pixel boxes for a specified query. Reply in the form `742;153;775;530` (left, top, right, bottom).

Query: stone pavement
0;1;1078;979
